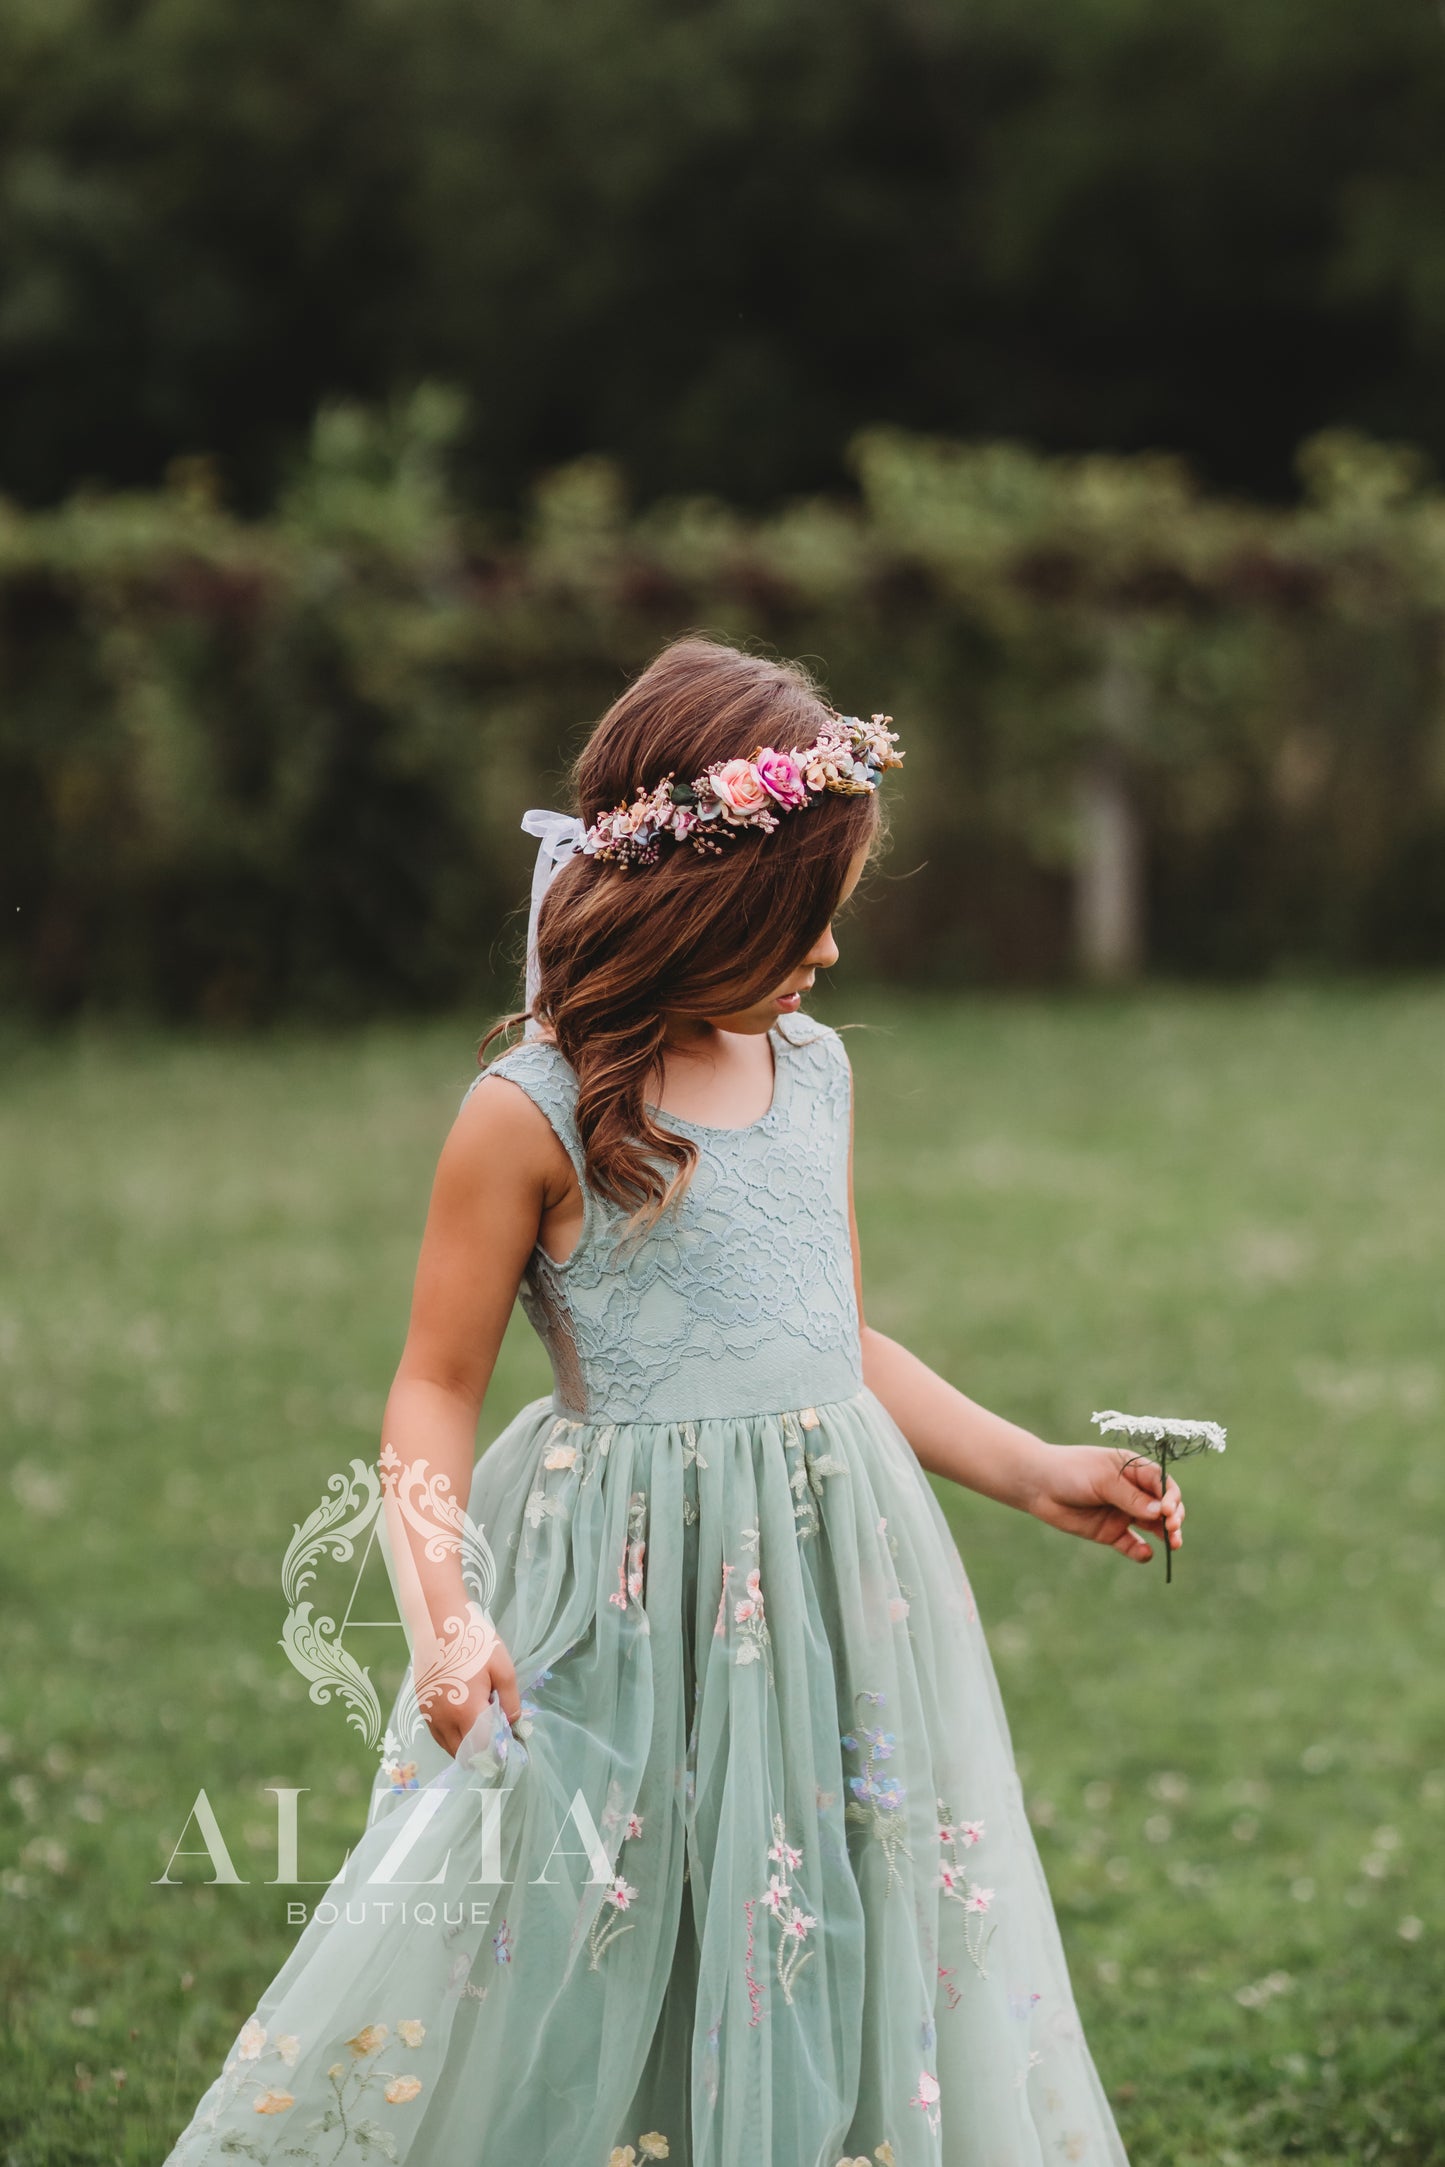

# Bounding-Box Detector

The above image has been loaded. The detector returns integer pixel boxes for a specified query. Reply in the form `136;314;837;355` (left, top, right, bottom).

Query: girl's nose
802;921;840;969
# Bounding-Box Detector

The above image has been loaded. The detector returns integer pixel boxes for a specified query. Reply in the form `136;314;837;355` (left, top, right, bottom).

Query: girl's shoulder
459;1036;585;1174
773;1013;854;1127
467;1031;568;1081
462;1032;573;1102
774;1010;852;1081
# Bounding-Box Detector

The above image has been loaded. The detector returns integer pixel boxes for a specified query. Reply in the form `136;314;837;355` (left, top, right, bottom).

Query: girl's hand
1028;1443;1185;1564
419;1639;522;1759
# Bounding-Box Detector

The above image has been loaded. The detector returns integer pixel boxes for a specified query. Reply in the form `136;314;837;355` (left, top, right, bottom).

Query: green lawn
2;985;1443;2165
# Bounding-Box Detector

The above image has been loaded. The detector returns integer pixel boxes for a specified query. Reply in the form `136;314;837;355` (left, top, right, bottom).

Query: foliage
5;395;1445;1019
2;0;1445;509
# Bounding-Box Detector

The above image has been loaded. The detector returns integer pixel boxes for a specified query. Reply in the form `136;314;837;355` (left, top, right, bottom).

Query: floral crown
578;711;904;868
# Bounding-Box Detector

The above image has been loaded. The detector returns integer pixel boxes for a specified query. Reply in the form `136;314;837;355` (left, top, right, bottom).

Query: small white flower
1091;1409;1226;1452
525;1489;564;1529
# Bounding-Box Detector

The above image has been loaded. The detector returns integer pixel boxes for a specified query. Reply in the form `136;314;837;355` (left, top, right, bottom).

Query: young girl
165;637;1182;2167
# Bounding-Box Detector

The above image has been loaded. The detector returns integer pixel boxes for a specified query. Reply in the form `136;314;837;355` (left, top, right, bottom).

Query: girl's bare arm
842;1066;1185;1565
381;1075;576;1747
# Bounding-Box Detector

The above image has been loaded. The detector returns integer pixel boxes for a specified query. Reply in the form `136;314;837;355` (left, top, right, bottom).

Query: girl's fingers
1098;1444;1189;1560
1112;1474;1164;1522
1114;1463;1186;1529
1119;1457;1185;1504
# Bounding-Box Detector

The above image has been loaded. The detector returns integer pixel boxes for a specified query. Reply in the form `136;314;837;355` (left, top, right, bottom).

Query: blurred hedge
5;389;1445;1022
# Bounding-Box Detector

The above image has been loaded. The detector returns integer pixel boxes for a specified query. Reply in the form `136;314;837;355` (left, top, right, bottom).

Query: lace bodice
461;1015;864;1423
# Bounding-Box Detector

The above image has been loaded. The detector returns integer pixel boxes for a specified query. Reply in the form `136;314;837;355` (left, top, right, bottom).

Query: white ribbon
520;808;586;1035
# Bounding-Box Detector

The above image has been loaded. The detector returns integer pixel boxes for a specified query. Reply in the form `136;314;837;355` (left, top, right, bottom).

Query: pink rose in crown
754;747;809;808
710;758;771;819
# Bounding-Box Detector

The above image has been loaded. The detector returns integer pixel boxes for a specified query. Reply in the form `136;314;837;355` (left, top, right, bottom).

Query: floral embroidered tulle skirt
163;1388;1131;2166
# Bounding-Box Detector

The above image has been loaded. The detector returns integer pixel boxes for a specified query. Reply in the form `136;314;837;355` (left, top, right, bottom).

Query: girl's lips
775;991;803;1011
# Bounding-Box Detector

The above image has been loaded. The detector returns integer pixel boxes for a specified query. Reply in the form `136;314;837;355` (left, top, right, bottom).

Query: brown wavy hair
479;636;887;1223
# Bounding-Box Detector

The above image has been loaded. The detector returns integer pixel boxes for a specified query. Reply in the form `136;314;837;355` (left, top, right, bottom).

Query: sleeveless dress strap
772;1011;853;1123
461;1041;588;1194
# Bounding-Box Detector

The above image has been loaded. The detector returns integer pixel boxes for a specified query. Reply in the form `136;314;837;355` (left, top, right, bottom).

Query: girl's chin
698;992;804;1032
710;1007;790;1035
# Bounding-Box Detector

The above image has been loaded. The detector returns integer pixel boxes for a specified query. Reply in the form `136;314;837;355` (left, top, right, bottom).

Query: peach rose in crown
710;759;771;819
754;747;809;809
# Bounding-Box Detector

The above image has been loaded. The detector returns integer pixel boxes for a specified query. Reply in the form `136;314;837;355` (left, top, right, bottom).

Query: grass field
2;984;1443;2165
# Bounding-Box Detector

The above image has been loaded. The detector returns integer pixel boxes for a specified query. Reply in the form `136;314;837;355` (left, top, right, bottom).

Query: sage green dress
164;1013;1131;2167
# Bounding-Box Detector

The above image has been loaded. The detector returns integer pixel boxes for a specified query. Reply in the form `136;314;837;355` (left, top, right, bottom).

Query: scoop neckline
645;1020;788;1137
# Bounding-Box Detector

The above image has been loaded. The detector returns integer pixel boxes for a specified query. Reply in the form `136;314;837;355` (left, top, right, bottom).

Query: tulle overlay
167;1388;1127;2166
163;1017;1129;2163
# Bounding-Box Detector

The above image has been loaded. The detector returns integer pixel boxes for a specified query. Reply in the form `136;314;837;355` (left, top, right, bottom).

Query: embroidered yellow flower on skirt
609;2133;670;2163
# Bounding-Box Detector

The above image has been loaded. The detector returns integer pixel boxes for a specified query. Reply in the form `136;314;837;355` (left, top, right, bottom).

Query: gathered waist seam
543;1386;869;1430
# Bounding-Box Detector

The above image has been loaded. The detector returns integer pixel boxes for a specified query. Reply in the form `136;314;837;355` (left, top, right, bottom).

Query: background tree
2;0;1445;513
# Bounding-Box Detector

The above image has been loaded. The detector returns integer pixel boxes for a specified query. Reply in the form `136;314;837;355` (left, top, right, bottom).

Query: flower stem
1160;1440;1173;1584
